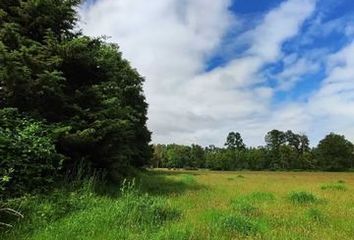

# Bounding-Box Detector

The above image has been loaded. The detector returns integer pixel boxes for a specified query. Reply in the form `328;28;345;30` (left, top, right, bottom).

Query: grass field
2;169;354;239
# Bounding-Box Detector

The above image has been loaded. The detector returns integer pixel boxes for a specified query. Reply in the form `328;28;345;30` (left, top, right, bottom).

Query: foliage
152;129;353;172
315;133;354;171
0;108;64;197
225;132;246;151
0;0;152;194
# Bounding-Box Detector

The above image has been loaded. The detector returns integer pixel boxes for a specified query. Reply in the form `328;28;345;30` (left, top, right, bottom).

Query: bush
0;108;64;198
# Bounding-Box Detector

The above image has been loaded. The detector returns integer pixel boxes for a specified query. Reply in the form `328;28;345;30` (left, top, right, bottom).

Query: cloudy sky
79;0;354;147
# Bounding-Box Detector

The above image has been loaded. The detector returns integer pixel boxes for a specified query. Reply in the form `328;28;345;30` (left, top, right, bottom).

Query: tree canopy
152;130;354;171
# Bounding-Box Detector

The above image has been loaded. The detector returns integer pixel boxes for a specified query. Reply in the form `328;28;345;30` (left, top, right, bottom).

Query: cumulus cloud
78;0;354;147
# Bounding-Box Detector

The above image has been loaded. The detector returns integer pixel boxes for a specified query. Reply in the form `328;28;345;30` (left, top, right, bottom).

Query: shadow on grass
137;171;206;196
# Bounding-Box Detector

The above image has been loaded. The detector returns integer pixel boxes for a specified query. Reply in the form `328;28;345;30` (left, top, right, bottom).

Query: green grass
321;183;348;191
2;170;354;239
306;208;326;223
288;191;318;204
212;213;268;236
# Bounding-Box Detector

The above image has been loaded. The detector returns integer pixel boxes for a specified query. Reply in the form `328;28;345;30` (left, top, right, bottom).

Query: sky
78;0;354;147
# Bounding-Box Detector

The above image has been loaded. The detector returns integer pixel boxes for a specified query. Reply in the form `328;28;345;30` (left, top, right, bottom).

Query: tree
225;132;246;151
316;133;354;170
265;130;286;150
299;134;310;154
0;0;151;180
190;144;205;168
152;144;167;168
265;130;286;169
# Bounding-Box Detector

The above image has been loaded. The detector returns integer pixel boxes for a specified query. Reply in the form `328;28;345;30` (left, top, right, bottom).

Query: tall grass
321;183;347;191
0;176;181;240
288;191;318;204
2;170;354;240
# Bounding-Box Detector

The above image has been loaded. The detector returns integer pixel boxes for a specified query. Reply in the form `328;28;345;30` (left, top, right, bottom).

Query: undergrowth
0;177;181;240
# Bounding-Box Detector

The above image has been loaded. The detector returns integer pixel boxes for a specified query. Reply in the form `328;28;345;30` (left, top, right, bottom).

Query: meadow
2;170;354;240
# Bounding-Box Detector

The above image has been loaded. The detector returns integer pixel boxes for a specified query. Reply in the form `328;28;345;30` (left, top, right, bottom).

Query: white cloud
307;42;354;142
275;57;321;91
78;0;329;147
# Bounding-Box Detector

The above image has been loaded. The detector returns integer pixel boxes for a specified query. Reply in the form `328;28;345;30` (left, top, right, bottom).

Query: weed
288;191;318;204
119;194;181;227
247;192;275;202
215;213;267;236
306;208;326;223
321;183;347;191
231;200;262;217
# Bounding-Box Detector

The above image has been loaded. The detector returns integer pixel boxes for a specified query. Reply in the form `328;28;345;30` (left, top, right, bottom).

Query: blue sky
208;0;354;104
79;0;354;146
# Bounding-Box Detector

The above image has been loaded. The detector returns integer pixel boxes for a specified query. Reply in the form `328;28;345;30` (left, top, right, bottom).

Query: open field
2;170;354;240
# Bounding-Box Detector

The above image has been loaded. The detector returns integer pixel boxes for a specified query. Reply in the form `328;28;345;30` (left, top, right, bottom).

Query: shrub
288;191;317;204
0;108;65;198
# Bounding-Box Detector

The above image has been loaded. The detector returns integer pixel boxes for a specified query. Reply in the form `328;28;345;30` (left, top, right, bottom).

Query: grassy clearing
1;170;354;239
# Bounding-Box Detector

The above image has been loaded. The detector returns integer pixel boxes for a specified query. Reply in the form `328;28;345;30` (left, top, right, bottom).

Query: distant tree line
152;131;354;171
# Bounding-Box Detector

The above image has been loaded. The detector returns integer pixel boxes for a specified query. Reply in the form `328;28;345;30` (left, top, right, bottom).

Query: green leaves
0;108;64;197
0;0;152;190
316;133;354;170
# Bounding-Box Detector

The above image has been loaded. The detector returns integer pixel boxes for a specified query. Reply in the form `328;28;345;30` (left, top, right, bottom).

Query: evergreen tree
0;0;151;179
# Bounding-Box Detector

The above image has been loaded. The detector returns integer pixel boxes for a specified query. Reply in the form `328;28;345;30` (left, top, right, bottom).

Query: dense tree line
0;0;151;197
152;131;354;171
